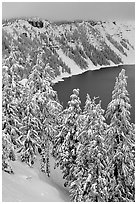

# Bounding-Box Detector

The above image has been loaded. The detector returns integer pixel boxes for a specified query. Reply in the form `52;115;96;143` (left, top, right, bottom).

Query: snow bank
57;49;84;76
2;156;70;202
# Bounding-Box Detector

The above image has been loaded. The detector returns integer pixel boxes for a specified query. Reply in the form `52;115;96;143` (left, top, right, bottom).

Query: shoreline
52;62;135;84
19;63;134;87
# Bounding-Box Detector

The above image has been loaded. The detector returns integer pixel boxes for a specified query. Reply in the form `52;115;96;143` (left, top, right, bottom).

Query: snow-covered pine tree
81;94;98;130
44;63;55;82
34;90;62;177
27;63;56;100
53;89;81;187
83;94;96;113
36;47;45;68
3;68;18;143
16;63;44;167
69;98;108;202
27;64;43;94
76;94;94;132
25;61;62;175
2;65;22;173
17;101;41;167
105;69;135;201
2;132;15;174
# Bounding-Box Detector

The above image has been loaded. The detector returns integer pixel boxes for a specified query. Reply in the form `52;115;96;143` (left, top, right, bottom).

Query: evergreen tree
2;132;15;174
17;101;40;167
34;90;62;176
2;64;22;173
70;98;107;202
25;61;62;174
76;94;97;134
105;69;135;201
15;63;42;166
53;89;81;187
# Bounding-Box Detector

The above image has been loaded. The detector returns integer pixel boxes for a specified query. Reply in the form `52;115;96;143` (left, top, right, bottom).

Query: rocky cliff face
2;18;135;81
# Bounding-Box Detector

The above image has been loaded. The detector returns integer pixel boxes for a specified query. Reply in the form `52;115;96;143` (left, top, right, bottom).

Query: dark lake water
53;65;135;123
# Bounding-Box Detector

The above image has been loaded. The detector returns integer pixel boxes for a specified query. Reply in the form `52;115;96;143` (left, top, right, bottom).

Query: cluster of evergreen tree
52;69;135;202
55;22;124;68
2;43;135;201
78;24;123;66
2;46;63;176
3;18;133;80
120;39;129;50
2;24;71;79
67;47;88;70
106;34;127;56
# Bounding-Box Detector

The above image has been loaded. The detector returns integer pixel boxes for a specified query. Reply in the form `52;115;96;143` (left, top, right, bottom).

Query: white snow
122;49;135;64
2;156;70;202
57;49;84;76
95;21;135;65
86;57;98;70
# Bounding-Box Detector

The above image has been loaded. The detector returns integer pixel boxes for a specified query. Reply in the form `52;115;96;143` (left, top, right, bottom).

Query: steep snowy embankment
52;20;135;83
2;156;70;202
2;18;135;84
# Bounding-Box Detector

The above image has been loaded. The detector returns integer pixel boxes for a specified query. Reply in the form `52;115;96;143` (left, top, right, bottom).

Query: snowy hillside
2;18;135;82
2;156;70;202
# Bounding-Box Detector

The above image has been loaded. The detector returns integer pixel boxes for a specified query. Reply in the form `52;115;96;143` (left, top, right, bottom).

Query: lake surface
53;65;135;123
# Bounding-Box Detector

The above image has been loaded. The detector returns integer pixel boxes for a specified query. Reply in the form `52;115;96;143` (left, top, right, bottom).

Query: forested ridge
2;17;135;79
2;18;135;202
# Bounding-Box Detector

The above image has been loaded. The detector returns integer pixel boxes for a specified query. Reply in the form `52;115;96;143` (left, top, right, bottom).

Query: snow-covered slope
2;18;135;83
2;156;70;202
